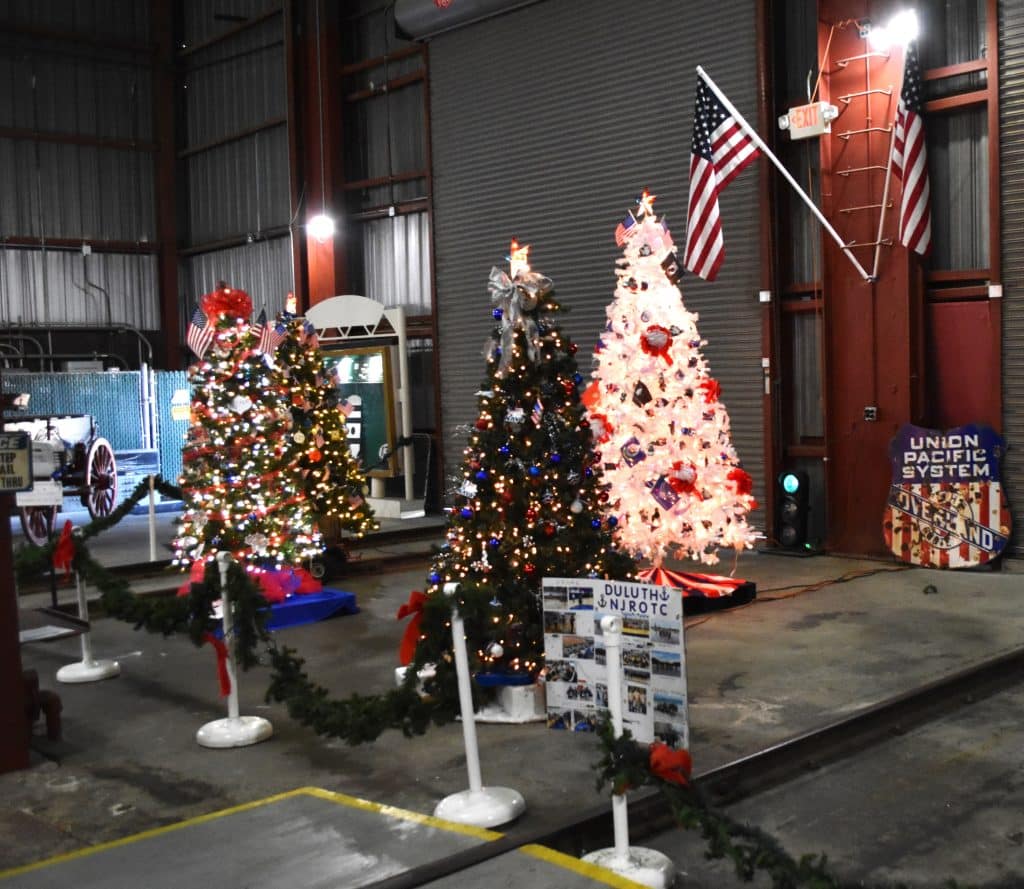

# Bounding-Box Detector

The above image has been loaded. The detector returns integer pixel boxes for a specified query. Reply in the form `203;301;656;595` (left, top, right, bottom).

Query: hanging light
308;213;336;243
868;9;920;50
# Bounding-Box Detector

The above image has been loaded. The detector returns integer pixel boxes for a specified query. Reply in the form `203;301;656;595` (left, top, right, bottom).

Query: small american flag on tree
891;41;932;256
614;211;637;247
186;305;214;359
684;78;759;281
265;318;289;354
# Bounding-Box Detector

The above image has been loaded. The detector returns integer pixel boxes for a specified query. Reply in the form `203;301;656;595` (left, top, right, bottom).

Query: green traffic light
781;472;801;494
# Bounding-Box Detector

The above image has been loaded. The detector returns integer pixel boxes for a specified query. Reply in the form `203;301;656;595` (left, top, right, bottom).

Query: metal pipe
1;324;153;366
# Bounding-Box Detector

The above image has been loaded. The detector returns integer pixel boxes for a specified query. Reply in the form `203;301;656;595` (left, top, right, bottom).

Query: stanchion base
196;716;273;749
433;787;526;828
581;847;676;889
56;659;121;684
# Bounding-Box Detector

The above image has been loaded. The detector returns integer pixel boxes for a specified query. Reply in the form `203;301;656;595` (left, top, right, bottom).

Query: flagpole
696;66;873;282
870;50;908;280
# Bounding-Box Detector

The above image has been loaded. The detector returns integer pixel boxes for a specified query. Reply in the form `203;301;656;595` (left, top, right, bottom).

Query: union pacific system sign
883;423;1011;568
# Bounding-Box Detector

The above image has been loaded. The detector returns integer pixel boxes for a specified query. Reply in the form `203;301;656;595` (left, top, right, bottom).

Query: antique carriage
3;413;118;545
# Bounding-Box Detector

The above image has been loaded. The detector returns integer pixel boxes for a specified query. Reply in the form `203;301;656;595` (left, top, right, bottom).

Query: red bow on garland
202;632;232;697
649;742;692;787
52;520;75;580
396;590;427;666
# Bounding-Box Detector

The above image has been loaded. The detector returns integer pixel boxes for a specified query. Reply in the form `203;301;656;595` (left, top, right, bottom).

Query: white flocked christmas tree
588;192;759;568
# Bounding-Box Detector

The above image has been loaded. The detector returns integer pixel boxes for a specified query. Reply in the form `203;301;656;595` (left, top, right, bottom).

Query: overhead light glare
308;214;336;243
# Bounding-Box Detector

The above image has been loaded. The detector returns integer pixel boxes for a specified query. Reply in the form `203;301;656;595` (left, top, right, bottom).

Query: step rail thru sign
0;432;32;493
542;577;688;747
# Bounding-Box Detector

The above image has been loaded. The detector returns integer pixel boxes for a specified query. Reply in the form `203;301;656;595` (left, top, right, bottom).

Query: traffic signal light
777;470;810;550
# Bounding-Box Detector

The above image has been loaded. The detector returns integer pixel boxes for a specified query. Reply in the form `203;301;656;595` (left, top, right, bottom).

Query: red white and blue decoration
883;423;1011;568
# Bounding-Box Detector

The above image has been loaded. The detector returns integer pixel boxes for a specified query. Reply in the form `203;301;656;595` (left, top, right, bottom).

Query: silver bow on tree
486;266;553;373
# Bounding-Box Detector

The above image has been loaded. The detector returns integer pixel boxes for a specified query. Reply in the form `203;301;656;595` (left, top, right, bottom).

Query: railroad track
361;644;1024;889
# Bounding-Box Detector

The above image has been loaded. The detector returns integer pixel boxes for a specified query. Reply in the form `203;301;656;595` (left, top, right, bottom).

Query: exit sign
779;102;838;140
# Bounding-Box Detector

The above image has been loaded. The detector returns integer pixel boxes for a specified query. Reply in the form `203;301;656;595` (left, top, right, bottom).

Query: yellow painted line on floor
297;786;504;840
0;785;499;882
519;844;653;889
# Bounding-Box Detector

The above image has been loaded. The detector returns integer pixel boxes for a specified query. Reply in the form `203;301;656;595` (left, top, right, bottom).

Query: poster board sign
0;431;32;492
883;423;1011;568
542;577;688;747
323;346;398;478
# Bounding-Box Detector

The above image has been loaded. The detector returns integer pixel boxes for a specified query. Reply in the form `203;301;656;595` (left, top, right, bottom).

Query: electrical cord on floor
683;565;912;630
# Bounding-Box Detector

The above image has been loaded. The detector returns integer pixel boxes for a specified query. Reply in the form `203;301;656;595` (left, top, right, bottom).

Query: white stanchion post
433;582;526;828
582;615;676;889
196;553;273;749
147;474;157;562
56;570;120;683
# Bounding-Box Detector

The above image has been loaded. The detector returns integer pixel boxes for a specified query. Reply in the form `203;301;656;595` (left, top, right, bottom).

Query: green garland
265;644;458;745
12;488;1013;885
14;476;267;669
593;720;1001;889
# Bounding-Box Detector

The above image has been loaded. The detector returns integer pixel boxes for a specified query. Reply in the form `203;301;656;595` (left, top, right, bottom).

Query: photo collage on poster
542;577;688;748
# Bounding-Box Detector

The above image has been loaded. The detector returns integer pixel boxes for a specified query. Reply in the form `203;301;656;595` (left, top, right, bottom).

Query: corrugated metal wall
0;1;150;44
428;0;765;519
0;250;157;328
181;236;293;316
179;0;293;314
0;0;159;328
1000;0;1024;557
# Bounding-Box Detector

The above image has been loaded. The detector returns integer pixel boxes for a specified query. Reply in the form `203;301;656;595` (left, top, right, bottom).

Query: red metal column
300;0;346;306
818;4;921;555
0;378;30;773
152;0;181;368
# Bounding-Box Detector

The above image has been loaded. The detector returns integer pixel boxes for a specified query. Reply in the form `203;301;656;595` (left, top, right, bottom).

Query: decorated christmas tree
589;194;759;568
275;314;379;538
173;285;321;571
407;244;634;690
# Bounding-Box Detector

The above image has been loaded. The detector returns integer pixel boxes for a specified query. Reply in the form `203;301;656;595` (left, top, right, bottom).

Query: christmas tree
174;285;321;571
408;244;634;689
276;314;378;538
589;194;759;567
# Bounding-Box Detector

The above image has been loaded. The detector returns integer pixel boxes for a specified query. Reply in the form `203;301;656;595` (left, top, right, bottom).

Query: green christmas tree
174;285;321;571
275;314;378;538
409;245;634;690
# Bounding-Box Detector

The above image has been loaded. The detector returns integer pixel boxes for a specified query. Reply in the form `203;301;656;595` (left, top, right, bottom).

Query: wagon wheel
84;437;118;519
19;506;58;547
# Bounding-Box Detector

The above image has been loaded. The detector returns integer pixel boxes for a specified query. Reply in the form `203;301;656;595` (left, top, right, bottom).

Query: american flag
186;305;214;359
684;79;759;281
252;308;268;350
262;318;289;354
531;397;544;427
891;41;932;256
614;211;637;247
252;309;287;354
302;318;320;348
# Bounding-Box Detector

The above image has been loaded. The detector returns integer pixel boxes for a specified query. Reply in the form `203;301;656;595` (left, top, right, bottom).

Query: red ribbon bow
667;461;701;498
640;325;674;365
649;742;692;787
728;467;754;496
699;379;720;402
397;590;427;666
52;520;75;580
202;632;232;697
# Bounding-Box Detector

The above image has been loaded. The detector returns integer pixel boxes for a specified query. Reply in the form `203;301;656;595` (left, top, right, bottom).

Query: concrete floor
5;508;1024;886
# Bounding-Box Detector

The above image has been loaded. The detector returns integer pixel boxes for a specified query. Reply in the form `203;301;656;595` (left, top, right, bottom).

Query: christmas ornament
641;325;674;364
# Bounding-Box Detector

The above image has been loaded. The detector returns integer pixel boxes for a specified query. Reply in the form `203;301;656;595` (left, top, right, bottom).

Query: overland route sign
883;423;1011;568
